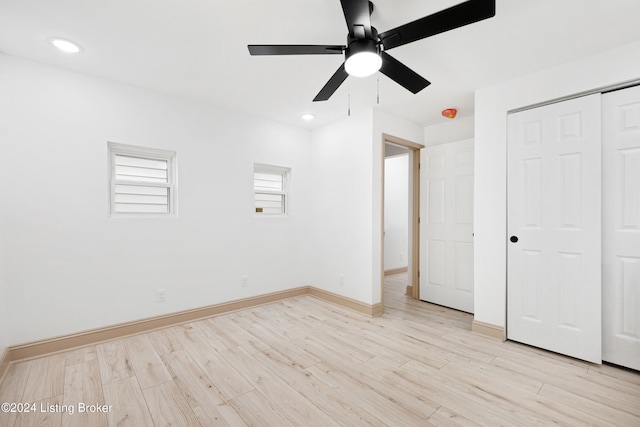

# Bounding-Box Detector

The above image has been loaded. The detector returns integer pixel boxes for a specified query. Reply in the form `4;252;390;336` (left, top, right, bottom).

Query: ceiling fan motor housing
345;29;380;61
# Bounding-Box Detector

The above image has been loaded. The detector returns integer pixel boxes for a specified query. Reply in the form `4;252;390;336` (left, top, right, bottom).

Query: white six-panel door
507;94;602;363
602;86;640;370
421;139;474;313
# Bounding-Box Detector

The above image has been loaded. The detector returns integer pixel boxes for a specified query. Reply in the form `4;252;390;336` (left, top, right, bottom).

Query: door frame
381;133;424;305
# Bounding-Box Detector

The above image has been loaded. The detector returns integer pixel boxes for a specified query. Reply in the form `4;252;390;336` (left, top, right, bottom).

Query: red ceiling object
442;108;457;119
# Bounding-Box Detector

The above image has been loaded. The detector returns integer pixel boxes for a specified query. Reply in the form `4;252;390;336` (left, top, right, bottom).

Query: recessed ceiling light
49;38;81;54
301;113;315;121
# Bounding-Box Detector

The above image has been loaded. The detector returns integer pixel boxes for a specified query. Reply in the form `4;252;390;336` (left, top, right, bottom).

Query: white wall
0;54;313;345
308;111;374;303
0;221;8;358
384;154;409;271
308;109;423;306
424;115;474;147
474;40;640;329
0;58;12;358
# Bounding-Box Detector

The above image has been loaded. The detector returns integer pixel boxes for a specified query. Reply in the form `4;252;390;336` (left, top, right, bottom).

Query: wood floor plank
11;395;64;427
161;350;234;425
306;362;429;426
143;381;202;426
63;346;98;367
79;359;109;427
292;317;376;363
255;347;386;426
396;359;536;426
172;325;254;400
21;354;65;403
201;317;246;349
539;382;640;426
409;357;620;426
0;360;32;427
543;367;640;417
439;359;607;425
240;318;291;347
0;360;31;401
225;313;271;354
123;333;172;389
102;376;154;427
438;356;543;395
61;363;84;427
147;328;183;356
359;327;451;369
219;346;341;427
328;354;441;422
229;390;294;427
96;340;134;384
427;407;483;427
187;320;228;351
589;362;640;386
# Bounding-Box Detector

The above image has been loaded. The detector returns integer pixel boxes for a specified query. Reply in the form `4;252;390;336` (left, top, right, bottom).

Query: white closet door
507;94;602;363
602;86;640;370
421;139;474;313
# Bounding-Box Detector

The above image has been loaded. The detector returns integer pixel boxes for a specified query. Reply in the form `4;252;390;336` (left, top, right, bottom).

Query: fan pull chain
348;92;351;117
377;74;380;104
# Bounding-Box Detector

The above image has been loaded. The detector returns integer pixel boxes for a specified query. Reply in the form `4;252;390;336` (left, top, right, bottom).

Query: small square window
108;142;177;216
254;164;290;215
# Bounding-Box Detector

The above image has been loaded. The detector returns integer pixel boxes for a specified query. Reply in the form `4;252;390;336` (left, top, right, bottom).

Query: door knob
510;236;518;243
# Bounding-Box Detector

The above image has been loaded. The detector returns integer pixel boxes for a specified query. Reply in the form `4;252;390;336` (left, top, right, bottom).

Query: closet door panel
602;86;640;371
507;94;602;363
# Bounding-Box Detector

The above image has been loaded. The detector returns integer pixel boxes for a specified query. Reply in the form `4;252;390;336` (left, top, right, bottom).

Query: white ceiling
1;0;640;130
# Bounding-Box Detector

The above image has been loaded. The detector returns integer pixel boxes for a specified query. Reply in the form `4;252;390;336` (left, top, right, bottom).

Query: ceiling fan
248;0;496;102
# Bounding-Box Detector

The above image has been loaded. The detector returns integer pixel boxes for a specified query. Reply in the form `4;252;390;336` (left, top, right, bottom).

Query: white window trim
108;142;177;218
253;163;290;216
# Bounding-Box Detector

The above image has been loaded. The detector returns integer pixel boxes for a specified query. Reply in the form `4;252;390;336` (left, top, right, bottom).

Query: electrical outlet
156;289;166;303
241;276;248;287
339;274;344;286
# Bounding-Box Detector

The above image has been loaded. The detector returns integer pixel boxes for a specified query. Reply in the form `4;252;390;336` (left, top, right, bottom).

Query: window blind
253;165;289;215
108;143;176;216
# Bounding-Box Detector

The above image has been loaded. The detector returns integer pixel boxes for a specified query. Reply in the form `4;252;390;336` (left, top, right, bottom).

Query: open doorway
381;133;424;308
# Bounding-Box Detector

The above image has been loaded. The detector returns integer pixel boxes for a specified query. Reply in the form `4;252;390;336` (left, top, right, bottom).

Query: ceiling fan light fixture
344;37;381;78
345;51;382;77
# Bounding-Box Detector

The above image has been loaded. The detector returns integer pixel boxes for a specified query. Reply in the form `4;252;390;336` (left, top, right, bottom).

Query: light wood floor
1;274;639;426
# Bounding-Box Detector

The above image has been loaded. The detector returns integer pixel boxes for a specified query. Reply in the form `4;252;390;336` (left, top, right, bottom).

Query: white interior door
507;94;602;363
421;139;474;313
602;86;640;370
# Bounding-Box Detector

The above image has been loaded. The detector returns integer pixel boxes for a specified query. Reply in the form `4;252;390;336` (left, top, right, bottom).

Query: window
108;142;177;216
254;164;290;215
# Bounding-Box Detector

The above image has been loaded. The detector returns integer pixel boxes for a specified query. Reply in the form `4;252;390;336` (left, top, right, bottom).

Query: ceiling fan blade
313;63;349;102
379;52;430;94
340;0;373;39
248;45;345;55
379;0;495;50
